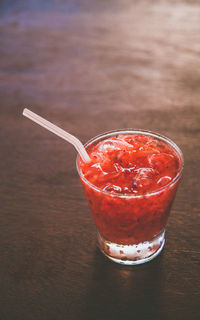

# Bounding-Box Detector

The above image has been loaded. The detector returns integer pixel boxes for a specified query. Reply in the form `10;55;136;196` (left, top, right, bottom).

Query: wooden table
0;1;199;319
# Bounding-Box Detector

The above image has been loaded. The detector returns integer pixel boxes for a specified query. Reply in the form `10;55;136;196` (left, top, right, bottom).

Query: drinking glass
76;129;184;265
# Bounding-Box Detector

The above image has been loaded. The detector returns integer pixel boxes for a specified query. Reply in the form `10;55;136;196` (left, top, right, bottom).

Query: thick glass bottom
97;230;165;265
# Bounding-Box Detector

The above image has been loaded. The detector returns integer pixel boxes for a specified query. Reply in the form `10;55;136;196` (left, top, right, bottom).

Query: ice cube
149;153;178;175
97;139;133;153
132;168;158;191
157;176;172;187
103;184;122;193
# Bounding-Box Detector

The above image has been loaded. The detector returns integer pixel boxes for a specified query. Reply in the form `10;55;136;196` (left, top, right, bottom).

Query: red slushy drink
77;130;183;265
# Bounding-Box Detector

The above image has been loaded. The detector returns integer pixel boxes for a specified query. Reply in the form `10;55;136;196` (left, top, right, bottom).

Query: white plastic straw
23;108;91;162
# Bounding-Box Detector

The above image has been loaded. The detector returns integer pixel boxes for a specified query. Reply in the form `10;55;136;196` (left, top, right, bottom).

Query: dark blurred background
0;1;199;319
1;0;200;137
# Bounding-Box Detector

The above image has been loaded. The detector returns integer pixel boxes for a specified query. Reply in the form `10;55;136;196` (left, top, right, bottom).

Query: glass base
97;230;165;265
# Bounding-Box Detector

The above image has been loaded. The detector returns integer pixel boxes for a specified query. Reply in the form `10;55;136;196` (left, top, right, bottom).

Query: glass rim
76;129;184;198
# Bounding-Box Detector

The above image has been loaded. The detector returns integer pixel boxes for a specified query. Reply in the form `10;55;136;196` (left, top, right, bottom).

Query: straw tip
22;108;28;115
22;108;30;116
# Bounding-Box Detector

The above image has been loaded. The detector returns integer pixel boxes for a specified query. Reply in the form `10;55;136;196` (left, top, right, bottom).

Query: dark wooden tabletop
0;0;200;319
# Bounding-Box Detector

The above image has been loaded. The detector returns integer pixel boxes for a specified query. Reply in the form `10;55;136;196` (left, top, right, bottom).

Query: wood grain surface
0;1;199;319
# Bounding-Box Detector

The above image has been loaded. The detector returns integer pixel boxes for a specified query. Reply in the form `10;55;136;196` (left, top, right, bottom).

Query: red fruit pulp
78;133;182;245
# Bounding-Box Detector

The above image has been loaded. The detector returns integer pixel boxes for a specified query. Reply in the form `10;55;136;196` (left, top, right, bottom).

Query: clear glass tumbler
76;129;184;265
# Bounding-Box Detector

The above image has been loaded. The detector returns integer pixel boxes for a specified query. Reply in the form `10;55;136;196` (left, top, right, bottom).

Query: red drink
77;130;183;265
